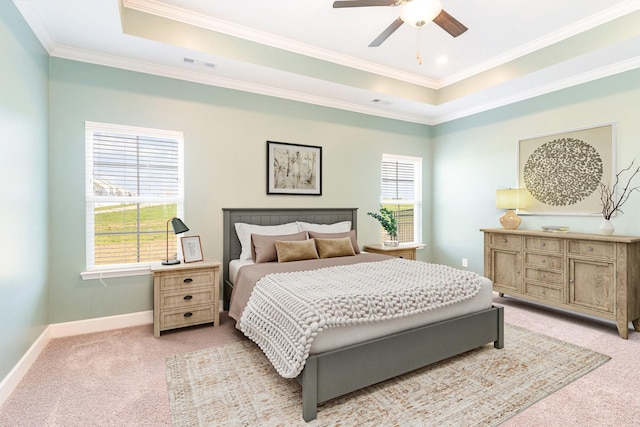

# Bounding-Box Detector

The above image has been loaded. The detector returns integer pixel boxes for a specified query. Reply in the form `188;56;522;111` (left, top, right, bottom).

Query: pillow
251;231;308;263
308;230;361;254
315;237;356;259
275;239;319;263
235;222;299;261
297;221;351;233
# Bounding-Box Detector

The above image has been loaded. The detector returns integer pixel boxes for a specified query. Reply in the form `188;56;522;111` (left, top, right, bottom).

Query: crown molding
121;0;439;88
12;0;57;53
51;45;435;125
439;0;640;87
433;55;640;124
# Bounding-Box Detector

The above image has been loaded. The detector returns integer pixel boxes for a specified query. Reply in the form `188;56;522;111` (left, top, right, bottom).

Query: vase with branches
368;206;398;246
598;160;640;234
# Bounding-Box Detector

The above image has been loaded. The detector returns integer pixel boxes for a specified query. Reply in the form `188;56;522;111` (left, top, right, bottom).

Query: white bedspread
239;258;483;378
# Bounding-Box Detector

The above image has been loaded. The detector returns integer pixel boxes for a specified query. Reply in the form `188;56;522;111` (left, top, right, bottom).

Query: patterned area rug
166;323;609;426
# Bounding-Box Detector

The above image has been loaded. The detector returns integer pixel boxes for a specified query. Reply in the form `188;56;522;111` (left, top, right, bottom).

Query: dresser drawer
159;305;214;330
158;270;214;292
525;253;563;269
159;288;215;310
524;267;563;286
568;240;615;260
525;282;563;302
525;237;563;254
489;233;522;249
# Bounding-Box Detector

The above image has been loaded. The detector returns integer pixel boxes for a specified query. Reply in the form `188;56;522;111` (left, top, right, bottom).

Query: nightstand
363;243;424;260
151;258;221;337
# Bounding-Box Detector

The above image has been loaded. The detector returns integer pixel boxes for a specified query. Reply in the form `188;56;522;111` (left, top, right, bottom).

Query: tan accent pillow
251;231;308;263
308;230;360;254
315;237;356;259
275;239;319;263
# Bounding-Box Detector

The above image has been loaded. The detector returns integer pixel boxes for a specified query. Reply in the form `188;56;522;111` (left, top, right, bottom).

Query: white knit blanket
239;258;483;378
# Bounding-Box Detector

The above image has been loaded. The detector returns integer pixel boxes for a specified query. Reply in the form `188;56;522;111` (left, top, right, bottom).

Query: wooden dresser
151;259;221;337
481;228;640;339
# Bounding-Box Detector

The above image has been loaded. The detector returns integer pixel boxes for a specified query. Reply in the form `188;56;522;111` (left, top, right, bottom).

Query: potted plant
598;160;640;234
367;206;399;246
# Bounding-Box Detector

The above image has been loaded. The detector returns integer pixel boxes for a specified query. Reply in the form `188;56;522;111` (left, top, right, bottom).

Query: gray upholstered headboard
222;208;358;285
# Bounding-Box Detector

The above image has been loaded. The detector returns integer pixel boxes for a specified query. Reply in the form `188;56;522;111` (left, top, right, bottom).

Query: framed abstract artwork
267;141;322;195
517;123;615;215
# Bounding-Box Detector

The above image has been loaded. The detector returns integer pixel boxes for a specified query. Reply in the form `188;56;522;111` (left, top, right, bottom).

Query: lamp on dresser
495;188;529;230
162;217;189;265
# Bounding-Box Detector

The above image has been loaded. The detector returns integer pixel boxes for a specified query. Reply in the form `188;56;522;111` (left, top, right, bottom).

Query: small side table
363;243;424;260
151;258;221;337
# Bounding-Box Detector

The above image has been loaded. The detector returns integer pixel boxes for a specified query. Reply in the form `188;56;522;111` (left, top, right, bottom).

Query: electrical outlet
462;258;468;268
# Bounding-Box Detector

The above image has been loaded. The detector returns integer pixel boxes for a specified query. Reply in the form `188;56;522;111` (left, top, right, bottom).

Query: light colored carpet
166;323;610;426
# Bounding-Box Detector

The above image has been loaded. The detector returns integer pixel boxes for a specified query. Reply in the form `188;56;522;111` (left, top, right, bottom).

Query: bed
222;208;504;422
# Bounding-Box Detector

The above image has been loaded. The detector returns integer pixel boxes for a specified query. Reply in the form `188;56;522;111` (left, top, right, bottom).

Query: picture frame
517;123;615;216
267;141;322;195
181;236;203;263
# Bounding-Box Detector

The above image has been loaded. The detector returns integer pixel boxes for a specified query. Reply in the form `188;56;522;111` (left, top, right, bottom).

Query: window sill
81;265;152;280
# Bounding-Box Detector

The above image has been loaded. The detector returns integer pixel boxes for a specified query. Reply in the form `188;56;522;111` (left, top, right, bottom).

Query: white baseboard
0;310;153;407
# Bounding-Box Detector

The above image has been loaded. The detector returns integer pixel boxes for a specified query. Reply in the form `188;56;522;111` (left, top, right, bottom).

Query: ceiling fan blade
333;0;397;8
369;17;404;47
433;9;468;37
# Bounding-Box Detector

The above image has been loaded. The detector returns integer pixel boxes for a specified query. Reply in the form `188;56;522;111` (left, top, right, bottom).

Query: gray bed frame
222;208;504;422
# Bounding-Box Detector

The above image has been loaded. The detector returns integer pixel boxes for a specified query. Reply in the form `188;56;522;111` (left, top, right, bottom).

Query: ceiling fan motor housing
400;0;443;27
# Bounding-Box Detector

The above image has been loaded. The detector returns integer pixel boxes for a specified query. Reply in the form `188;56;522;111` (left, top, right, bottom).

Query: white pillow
234;222;299;261
297;221;351;233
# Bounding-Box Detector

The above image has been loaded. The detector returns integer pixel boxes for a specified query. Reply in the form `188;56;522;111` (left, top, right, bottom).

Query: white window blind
380;154;422;244
85;122;184;269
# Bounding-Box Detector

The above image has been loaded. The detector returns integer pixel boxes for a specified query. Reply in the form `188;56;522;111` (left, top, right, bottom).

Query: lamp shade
401;0;442;27
170;217;189;234
496;189;529;210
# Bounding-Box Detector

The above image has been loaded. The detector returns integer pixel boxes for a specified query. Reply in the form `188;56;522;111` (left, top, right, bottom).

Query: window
85;122;184;271
380;154;422;244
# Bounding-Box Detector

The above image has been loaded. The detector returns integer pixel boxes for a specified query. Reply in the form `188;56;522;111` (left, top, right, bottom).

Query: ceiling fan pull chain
416;28;423;65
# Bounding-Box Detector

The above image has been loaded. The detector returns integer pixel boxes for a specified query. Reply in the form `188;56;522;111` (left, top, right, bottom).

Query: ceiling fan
333;0;467;47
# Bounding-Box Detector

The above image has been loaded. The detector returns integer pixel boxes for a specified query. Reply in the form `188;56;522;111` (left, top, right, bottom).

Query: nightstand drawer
489;233;522;249
159;305;214;330
159;288;215;310
158;270;214;292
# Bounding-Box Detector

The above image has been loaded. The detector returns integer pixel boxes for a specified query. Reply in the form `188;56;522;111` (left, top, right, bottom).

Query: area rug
165;323;609;426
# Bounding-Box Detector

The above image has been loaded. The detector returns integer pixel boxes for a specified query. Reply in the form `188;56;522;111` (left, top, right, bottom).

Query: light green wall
48;58;433;323
0;2;49;381
432;68;640;273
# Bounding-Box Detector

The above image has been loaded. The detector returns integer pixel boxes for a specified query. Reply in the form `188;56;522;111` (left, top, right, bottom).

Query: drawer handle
540;242;546;247
541;259;546;263
587;247;594;251
502;238;507;243
183;312;193;317
183;295;193;300
540;273;546;278
183;278;193;283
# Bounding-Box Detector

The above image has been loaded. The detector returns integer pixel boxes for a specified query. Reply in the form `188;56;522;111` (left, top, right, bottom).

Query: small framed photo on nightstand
181;236;203;263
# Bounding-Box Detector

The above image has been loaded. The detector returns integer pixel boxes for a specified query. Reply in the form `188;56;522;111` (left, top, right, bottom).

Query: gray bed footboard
297;305;504;422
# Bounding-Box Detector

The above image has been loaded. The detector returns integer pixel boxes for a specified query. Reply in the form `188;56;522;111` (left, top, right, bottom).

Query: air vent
182;57;217;70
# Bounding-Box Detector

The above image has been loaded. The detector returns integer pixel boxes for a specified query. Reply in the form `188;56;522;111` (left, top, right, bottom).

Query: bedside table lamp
162;217;189;265
496;189;528;230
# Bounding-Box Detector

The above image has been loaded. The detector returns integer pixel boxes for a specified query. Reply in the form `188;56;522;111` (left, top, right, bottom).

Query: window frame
82;121;184;279
380;153;423;244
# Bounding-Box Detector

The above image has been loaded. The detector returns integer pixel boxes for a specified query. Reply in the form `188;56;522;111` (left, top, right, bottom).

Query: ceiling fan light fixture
400;0;442;28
